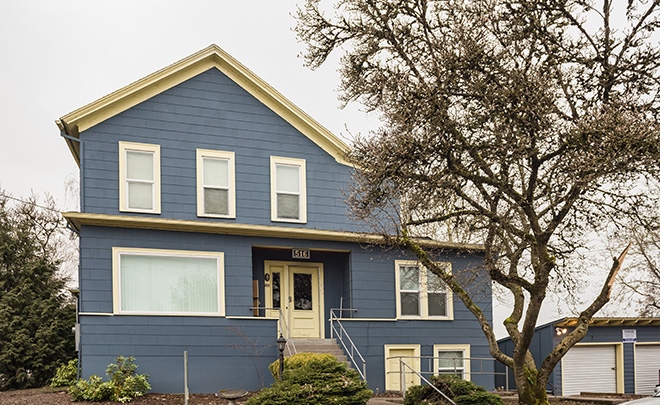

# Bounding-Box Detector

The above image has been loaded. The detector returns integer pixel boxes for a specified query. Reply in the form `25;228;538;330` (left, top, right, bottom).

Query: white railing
250;307;296;355
329;308;367;381
396;358;456;405
387;355;509;397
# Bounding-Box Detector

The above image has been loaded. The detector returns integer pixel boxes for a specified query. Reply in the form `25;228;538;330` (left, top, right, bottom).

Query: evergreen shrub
248;352;373;405
403;374;503;405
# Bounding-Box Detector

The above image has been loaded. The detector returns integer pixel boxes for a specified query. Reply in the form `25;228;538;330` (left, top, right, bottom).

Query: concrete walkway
366;395;634;404
368;397;402;405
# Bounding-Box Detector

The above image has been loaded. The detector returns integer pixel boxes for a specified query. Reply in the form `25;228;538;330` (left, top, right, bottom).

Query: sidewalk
368;397;402;405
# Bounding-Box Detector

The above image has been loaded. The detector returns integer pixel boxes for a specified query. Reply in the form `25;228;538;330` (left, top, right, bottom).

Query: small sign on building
292;248;311;259
622;329;637;343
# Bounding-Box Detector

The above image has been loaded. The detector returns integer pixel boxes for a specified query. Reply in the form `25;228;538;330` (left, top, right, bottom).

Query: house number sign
292;249;310;259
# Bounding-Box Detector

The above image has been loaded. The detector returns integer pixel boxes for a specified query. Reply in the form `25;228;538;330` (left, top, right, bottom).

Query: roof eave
62;212;484;251
57;44;352;167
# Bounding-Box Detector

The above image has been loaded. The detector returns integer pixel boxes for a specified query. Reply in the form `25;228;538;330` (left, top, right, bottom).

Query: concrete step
286;338;351;367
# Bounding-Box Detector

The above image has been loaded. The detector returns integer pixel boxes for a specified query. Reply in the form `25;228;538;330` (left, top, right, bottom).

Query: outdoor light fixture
555;327;568;336
276;334;286;380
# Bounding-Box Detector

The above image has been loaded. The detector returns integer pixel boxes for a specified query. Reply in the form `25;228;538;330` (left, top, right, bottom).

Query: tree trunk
513;364;549;405
515;366;550;405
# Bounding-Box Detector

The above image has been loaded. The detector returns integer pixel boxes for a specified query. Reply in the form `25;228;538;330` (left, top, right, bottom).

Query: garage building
496;318;660;396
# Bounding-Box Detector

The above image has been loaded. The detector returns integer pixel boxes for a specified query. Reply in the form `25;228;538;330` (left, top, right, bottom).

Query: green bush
51;358;78;387
402;385;427;405
403;374;502;405
455;391;504;405
68;356;150;403
69;375;113;402
248;352;373;405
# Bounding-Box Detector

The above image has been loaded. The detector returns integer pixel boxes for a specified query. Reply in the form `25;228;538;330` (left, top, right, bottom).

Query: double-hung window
270;156;306;223
196;149;235;218
113;247;225;316
119;142;160;213
434;344;470;380
395;260;452;319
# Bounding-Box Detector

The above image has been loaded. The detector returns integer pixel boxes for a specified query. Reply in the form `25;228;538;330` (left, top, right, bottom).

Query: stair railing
329;308;366;381
249;306;296;355
396;357;456;405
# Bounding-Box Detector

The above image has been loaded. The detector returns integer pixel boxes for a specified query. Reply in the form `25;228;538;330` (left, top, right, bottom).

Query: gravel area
0;387;251;405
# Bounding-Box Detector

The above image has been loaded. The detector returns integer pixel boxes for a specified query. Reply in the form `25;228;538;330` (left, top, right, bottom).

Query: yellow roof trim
555;317;660;327
62;212;484;251
57;44;351;166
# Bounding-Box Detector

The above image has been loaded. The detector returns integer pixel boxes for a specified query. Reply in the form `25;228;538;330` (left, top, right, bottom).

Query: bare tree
616;222;660;316
296;1;660;403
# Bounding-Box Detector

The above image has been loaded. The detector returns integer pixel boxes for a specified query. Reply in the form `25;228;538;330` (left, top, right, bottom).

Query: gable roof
56;44;351;166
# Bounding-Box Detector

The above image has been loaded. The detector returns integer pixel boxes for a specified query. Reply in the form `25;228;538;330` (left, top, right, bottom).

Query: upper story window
119;142;160;214
395;260;453;319
270;156;306;223
196;149;235;218
113;247;225;316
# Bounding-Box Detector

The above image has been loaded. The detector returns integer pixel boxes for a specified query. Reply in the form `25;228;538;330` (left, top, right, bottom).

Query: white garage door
636;344;660;395
562;345;617;396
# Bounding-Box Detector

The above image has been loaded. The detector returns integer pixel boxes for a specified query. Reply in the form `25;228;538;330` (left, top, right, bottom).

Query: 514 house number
292;249;310;259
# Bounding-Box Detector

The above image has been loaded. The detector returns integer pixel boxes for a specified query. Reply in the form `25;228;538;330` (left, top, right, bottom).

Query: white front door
265;262;323;339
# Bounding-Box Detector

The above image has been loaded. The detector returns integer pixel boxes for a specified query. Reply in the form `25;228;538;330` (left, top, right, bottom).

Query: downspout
59;128;83;378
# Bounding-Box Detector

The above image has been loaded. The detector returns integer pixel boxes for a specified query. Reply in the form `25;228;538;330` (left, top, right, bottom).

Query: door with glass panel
264;262;323;339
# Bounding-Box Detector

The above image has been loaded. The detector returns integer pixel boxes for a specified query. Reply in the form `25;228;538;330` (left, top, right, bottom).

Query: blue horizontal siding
79;315;279;393
336;319;494;393
78;225;490;392
80;68;356;232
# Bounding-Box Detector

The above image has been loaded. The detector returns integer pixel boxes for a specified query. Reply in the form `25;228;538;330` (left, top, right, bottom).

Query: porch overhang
62;212;484;251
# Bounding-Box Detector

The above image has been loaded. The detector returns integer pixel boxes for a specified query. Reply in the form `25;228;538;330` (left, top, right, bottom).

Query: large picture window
270;156;306;223
119;142;160;213
113;248;224;316
196;149;235;218
395;260;452;319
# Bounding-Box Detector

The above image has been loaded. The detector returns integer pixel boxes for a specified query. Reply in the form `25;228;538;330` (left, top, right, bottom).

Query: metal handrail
396;358;456;405
249;306;296;355
387;355;509;394
329;308;367;381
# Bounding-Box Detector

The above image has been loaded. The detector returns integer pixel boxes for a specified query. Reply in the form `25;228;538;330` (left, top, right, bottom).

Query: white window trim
196;149;236;218
112;247;225;316
395;260;453;320
118;141;161;214
433;344;471;381
270;156;307;223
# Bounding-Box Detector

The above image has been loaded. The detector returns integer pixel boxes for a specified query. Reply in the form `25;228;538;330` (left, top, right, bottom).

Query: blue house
496;317;660;396
57;45;493;394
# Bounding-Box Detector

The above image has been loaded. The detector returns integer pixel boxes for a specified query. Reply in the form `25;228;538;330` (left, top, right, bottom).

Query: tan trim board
556;317;660;327
62;212;484;251
78;312;113;316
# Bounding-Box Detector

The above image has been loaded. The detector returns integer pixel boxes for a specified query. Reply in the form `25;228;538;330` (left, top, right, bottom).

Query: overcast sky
1;1;634;337
0;1;378;209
